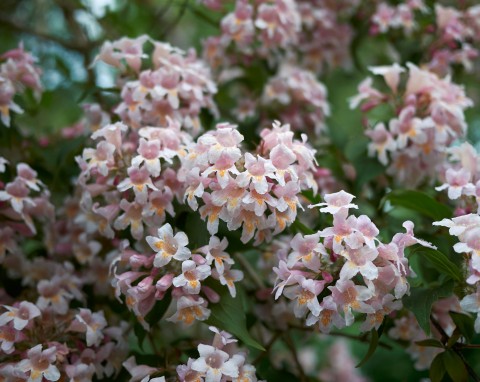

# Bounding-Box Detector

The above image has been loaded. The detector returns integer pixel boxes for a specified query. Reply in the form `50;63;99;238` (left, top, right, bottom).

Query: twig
283;332;307;382
234;251;265;290
253;331;281;365
160;0;189;38
454;348;480;382
0;14;96;53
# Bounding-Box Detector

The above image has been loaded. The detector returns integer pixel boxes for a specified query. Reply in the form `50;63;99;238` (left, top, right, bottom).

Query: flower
18;345;60;382
146;223;191;268
173;260;211;294
0;301;41;330
309;190;358;215
191;344;239;382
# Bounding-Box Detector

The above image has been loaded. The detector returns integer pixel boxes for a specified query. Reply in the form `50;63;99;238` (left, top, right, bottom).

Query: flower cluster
262;65;330;135
123;326;262;382
179;121;318;244
112;224;243;328
352;63;472;186
370;0;427;35
97;37;217;134
0;44;42;127
370;2;480;75
0;159;54;258
0;301;127;381
434;142;480;334
77;119;191;241
203;0;357;74
273;190;430;332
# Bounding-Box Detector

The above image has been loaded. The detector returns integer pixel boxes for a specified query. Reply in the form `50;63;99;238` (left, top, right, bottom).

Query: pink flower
114;199;150;240
236;153;276;194
287;233;326;271
132;138;163;177
82;141;116;176
191;344;239;382
329;280;374;326
36;279;73;315
173;260;211;294
117;166;158;204
146;223;191;268
284;276;324;318
435;168;473;199
18;345;60;382
68;309;107;347
200;236;232;275
365;123;396;165
0;301;40;330
167;296;210;326
0;178;35;214
309;190;358;215
369;63;405;93
339;246;379;281
213;265;244;298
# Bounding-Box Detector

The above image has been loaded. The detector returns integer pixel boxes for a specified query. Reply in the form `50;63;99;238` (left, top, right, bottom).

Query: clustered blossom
370;1;427;35
0;44;42;127
179;121;318;244
97;37;217;134
0;159;54;258
0;299;127;380
203;0;356;74
262;65;330;135
273;190;431;332
370;2;480;75
77;118;190;242
112;224;243;328
123;327;262;382
433;142;480;334
352;63;472;186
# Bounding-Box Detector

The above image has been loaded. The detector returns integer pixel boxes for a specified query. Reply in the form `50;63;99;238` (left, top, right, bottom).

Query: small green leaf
292;220;315;235
415;339;444;349
429;352;446;382
444;350;468;382
408;245;463;282
205;285;265;351
449;311;475;343
403;281;454;335
381;190;452;221
356;329;379;368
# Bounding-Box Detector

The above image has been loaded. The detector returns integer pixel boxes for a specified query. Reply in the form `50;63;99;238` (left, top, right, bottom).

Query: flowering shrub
2;0;480;381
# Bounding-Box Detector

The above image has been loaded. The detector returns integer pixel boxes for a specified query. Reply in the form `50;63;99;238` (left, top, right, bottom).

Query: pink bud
202;285;220;303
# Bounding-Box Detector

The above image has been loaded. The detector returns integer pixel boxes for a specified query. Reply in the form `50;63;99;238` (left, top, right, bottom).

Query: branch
0;14;97;53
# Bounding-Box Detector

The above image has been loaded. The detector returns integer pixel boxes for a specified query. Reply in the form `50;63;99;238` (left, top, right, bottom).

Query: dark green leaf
408;245;463;282
205;284;264;351
381;190;452;221
415;339;444;349
449;311;475;343
444;350;468;382
356;329;379;368
403;281;454;335
429;352;446;382
145;290;172;327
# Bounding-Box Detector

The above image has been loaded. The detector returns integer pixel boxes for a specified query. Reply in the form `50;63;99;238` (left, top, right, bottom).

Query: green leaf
356;329;379;368
444;350;468;382
449;311;475;343
415;339;444;349
292;220;315;235
403;281;454;335
145;290;172;327
408;245;463;282
429;352;446;382
205;285;265;351
381;190;452;221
